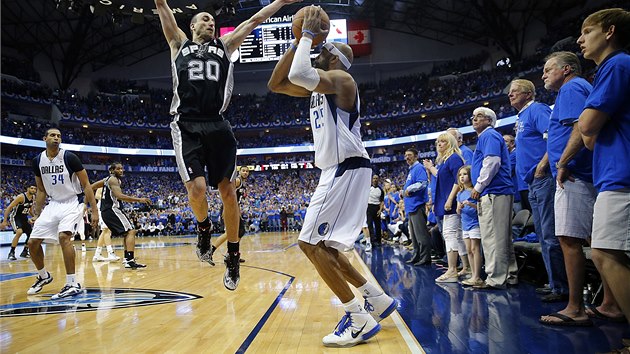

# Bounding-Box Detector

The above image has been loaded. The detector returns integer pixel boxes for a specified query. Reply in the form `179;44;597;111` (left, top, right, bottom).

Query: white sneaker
92;254;107;262
105;253;120;261
322;312;381;348
364;293;397;322
365;243;372;252
51;283;83;300
27;272;53;295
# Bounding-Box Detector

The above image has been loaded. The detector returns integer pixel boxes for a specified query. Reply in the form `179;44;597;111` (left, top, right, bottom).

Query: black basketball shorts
102;208;134;236
170;119;238;188
10;216;32;235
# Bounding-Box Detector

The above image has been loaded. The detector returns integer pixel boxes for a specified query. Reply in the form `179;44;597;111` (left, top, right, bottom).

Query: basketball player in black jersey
0;185;37;260
210;165;250;265
91;163;151;269
155;0;300;291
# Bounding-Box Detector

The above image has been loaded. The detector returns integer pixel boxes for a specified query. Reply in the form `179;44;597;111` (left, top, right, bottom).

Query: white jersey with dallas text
34;149;84;203
309;89;369;170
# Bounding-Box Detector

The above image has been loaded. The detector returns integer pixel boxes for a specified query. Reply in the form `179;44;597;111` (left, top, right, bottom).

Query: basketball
292;7;330;47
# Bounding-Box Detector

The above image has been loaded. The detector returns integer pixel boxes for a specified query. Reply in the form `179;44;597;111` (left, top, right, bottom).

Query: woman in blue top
425;133;468;282
456;165;483;286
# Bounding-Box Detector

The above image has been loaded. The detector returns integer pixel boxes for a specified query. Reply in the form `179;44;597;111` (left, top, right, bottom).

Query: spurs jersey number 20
33;149;84;202
170;38;234;119
309;90;369;170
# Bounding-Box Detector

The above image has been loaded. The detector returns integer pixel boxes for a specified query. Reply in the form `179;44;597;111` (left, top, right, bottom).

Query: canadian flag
347;20;371;57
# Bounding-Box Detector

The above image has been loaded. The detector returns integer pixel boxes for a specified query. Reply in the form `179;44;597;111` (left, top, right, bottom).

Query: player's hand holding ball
292;5;330;47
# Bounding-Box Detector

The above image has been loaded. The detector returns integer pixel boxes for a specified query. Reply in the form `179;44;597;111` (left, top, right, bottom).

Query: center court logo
318;222;330;236
0;288;201;317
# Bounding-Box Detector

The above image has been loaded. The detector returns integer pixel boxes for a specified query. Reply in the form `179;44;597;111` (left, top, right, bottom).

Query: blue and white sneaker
364;293;398;322
51;283;83;300
322;311;381;348
26;272;53;295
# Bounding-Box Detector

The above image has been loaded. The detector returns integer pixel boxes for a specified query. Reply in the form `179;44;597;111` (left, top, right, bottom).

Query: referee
366;175;385;247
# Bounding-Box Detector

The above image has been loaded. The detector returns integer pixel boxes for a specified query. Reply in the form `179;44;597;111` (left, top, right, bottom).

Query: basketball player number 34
313;108;325;129
51;174;65;185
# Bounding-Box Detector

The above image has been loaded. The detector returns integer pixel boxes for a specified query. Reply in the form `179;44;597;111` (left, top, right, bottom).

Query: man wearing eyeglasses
268;6;397;348
509;79;567;302
470;107;518;290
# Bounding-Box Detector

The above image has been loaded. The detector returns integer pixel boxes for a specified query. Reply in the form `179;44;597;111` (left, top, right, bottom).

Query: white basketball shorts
31;199;84;243
299;157;372;251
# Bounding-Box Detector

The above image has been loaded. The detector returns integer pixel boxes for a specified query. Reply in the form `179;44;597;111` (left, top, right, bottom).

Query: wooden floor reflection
0;232;421;353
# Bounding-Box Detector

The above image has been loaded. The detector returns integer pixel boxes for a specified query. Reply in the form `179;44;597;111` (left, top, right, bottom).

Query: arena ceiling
2;0;593;89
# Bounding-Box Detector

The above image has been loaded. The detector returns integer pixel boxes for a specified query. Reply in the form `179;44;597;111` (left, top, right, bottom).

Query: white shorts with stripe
31;199;83;243
299;157;372;251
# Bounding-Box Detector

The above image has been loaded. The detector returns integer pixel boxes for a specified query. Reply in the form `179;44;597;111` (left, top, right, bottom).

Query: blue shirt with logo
457;189;479;231
460;145;474;165
404;161;429;213
472;127;514;196
584;51;630;192
434;154;464;217
547;77;593;182
515;102;551;184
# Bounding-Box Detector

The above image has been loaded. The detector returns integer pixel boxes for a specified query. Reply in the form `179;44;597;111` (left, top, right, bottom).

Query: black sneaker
223;252;240;291
196;226;215;266
124;259;147;269
19;249;30;258
223;254;246;264
8;251;16;261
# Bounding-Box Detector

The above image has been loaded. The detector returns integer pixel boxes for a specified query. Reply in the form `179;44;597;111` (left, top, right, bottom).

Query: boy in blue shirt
577;8;630;332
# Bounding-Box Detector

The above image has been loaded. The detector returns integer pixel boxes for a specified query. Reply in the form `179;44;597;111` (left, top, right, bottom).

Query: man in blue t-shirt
447;128;474;165
470;107;518;289
510;79;566;301
403;148;432;266
503;134;530;213
539;51;598;326
577;8;630;327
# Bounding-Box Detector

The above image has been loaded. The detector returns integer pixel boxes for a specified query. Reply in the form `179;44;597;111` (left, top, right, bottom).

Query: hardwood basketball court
0;232;423;353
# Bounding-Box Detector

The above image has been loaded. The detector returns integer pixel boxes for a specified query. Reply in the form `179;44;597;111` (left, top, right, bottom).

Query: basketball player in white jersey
27;128;99;299
155;0;300;291
268;6;397;348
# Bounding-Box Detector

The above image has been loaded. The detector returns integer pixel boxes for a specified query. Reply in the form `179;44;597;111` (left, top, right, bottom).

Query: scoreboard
220;19;347;64
240;22;295;63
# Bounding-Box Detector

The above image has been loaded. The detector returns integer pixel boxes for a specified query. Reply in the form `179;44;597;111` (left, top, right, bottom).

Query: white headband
323;42;351;69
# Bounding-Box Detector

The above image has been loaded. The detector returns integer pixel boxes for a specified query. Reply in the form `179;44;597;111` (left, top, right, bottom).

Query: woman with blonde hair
424;133;470;282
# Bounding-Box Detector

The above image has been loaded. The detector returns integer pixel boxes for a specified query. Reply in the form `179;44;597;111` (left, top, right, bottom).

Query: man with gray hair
470;107;518;289
539;52;597;326
447;127;473;165
509;79;567;302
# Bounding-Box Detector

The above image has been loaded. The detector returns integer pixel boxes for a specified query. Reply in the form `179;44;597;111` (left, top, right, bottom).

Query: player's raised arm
222;0;301;54
287;6;356;108
268;39;311;97
154;0;188;54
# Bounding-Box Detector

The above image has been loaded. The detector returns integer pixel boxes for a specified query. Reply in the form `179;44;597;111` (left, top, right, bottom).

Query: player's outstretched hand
140;198;152;204
302;5;329;39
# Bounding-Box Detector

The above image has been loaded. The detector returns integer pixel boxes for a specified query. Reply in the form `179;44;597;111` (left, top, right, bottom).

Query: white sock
342;297;364;313
358;282;383;298
38;268;49;279
95;246;102;255
66;274;76;286
106;245;114;253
